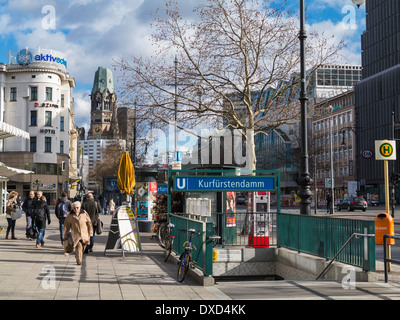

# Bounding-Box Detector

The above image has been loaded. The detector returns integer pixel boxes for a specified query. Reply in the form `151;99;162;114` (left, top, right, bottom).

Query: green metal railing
169;214;214;276
213;211;278;247
277;213;376;271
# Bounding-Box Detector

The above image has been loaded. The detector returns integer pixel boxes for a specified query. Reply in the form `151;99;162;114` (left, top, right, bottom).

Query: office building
355;0;400;200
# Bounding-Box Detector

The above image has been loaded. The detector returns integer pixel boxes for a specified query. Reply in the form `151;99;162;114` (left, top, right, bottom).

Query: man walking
22;191;36;240
82;192;100;253
55;192;72;245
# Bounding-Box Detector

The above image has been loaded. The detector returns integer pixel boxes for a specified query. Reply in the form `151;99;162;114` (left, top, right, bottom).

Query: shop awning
0;122;30;140
0;162;33;178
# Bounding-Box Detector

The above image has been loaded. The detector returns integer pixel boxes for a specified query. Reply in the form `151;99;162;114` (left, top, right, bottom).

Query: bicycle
177;228;221;282
156;214;169;249
163;222;175;262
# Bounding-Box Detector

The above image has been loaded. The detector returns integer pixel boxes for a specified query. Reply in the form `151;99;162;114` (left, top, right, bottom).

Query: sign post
375;140;396;271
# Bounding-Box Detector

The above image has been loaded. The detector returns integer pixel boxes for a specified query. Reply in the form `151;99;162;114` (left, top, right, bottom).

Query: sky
0;0;366;133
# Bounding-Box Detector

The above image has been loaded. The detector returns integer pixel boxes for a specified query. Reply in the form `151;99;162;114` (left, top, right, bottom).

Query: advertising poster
137;201;148;220
226;191;236;227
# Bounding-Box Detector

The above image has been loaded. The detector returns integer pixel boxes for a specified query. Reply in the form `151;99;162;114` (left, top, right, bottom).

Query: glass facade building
355;0;400;201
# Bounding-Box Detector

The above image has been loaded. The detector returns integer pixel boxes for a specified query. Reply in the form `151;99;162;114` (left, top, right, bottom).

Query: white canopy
0;162;33;178
0;121;30;140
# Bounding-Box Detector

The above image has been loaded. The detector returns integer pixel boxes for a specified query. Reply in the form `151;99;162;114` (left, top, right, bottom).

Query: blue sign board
173;176;275;192
157;185;169;193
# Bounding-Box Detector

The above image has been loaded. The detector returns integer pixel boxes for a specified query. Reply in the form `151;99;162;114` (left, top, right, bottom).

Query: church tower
87;67;118;140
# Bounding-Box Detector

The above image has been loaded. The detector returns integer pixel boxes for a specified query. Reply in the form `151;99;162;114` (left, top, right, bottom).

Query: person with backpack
55;192;72;245
34;196;51;248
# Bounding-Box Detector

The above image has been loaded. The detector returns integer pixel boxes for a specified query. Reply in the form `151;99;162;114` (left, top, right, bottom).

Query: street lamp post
297;0;313;215
327;105;334;214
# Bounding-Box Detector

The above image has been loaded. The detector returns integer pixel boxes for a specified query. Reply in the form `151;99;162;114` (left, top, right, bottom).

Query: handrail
316;233;375;280
383;234;400;283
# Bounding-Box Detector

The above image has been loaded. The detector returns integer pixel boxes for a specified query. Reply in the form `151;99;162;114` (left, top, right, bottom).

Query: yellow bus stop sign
375;140;396;160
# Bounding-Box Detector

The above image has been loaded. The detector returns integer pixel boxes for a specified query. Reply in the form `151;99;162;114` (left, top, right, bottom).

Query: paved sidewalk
2;211;400;301
0;213;228;300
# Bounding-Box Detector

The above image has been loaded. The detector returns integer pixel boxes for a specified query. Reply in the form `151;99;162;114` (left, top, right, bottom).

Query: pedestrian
5;191;19;239
62;201;93;265
109;199;115;215
22;191;36;240
102;197;107;215
326;192;332;214
82;192;100;253
55;192;72;245
34;196;51;248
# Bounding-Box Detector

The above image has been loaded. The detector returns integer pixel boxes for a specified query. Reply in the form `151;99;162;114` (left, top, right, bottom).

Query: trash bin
375;212;395;245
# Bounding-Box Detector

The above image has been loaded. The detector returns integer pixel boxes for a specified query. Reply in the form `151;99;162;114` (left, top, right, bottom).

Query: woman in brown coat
62;201;93;265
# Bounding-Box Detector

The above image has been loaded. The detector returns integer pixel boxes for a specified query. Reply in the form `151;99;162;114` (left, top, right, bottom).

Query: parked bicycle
164;222;175;262
157;214;170;249
177;228;220;282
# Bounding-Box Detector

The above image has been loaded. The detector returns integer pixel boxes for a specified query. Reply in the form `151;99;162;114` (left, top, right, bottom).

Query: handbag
11;209;22;220
96;218;103;235
63;238;73;254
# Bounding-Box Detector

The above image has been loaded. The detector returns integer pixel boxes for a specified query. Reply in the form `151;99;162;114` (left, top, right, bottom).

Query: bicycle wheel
157;223;169;249
177;252;190;282
164;237;174;262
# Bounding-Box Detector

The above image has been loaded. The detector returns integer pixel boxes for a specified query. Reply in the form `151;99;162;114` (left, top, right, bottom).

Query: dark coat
82;199;101;226
22;197;35;217
34;199;51;229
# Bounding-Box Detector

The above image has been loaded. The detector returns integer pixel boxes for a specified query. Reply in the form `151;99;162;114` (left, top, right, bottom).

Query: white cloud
0;0;364;129
72;89;91;131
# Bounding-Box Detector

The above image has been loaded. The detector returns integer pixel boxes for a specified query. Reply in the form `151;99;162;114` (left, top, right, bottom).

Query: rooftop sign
8;48;68;71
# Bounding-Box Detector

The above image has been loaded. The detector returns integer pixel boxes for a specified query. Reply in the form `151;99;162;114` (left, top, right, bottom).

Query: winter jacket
82;199;100;226
6;199;17;219
62;209;93;248
22;198;35;217
34;199;51;226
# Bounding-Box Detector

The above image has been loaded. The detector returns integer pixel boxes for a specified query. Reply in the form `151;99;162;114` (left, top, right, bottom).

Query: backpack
57;200;69;218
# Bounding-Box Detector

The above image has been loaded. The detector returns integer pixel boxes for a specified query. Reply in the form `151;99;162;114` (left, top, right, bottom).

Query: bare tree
89;141;126;191
115;0;344;170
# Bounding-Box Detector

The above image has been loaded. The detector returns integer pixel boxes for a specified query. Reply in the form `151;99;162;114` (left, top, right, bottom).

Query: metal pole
297;0;313;215
174;55;178;159
329;109;334;214
391;110;396;218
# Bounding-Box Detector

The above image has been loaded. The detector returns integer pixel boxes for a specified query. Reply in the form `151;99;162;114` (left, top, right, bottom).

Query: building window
30;86;38;101
61;94;65;107
60;116;64;131
30;111;37;126
45;111;52;126
60;140;64;154
30;137;37;152
45;137;52;152
45;87;52;101
10;87;17;101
